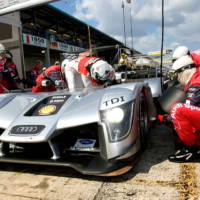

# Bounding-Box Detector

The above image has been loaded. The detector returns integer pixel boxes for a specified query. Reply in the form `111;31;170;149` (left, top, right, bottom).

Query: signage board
58;42;68;51
22;33;47;48
50;41;84;52
22;34;85;52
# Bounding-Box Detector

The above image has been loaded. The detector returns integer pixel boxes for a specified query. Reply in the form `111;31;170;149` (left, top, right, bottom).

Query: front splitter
0;154;136;176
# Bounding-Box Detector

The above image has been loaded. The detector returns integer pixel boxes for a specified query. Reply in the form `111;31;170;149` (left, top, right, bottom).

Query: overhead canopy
0;0;58;15
20;5;125;49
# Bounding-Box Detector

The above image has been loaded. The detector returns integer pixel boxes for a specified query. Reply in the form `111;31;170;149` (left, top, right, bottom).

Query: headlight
105;107;124;123
100;101;133;142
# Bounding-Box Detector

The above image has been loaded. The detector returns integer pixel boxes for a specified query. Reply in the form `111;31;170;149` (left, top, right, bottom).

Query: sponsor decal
103;96;125;106
38;105;57;115
72;139;96;150
170;103;183;119
22;33;47;48
171;103;200;120
48;95;67;104
79;139;94;145
32;95;70;116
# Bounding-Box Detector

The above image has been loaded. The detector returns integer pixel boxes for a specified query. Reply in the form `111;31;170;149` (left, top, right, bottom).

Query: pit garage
1;4;131;78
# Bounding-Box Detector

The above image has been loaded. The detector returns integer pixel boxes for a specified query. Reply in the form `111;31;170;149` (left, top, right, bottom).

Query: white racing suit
62;56;100;91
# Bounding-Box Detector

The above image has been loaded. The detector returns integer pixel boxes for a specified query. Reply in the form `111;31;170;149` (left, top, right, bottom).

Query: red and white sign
22;33;47;48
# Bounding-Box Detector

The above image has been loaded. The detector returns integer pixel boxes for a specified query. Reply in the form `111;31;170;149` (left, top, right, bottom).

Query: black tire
139;92;149;149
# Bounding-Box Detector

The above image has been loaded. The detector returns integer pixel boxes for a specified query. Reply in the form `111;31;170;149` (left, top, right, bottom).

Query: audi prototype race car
0;81;156;176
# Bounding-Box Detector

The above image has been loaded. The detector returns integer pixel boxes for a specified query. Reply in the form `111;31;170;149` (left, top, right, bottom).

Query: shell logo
38;105;57;115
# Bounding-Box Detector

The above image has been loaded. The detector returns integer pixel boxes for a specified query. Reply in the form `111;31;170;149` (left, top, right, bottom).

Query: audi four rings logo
10;125;45;135
16;126;38;132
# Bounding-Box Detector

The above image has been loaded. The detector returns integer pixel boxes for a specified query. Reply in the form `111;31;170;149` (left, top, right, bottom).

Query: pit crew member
0;43;19;92
168;55;200;162
62;54;115;91
26;60;43;88
32;64;66;93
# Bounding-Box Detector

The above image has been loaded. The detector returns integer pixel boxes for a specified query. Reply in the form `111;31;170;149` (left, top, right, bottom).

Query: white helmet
90;60;115;83
172;55;195;73
172;46;189;61
0;43;5;54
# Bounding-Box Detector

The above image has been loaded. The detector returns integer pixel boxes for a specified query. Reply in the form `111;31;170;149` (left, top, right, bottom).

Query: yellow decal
38;105;57;115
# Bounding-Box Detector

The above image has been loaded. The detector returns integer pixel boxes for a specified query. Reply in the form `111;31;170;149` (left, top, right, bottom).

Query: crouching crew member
32;64;66;93
168;55;200;162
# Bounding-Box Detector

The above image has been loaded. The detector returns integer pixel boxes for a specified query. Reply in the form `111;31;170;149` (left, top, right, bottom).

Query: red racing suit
170;70;200;148
32;65;64;93
0;57;19;92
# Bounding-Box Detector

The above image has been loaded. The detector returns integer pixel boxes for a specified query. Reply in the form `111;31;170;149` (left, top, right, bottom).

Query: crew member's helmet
172;55;195;73
90;60;115;83
172;46;190;62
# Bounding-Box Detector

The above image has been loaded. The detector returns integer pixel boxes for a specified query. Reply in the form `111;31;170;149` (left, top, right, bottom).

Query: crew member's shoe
168;146;199;162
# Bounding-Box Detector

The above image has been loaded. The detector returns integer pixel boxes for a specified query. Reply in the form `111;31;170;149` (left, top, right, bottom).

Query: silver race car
0;81;156;176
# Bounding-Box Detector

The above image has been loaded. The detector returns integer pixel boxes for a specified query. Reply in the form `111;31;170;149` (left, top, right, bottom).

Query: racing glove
54;80;65;89
157;114;172;125
41;79;51;87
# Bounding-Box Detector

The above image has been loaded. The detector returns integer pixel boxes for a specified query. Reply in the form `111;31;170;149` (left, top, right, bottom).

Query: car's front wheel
139;92;149;149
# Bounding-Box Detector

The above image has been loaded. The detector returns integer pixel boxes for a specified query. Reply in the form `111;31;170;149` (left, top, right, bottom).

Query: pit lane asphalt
0;125;199;200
